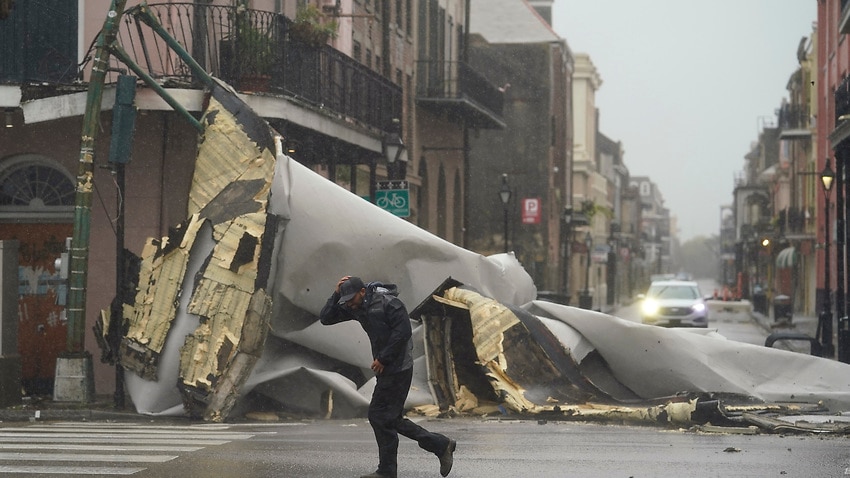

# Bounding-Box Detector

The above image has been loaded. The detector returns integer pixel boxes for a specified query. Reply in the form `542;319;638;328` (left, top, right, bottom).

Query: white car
639;280;708;328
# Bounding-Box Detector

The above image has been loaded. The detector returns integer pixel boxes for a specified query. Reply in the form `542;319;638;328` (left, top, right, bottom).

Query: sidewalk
750;303;820;355
0;394;160;423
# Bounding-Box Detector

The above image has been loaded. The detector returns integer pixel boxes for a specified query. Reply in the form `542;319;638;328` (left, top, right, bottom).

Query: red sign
521;198;541;224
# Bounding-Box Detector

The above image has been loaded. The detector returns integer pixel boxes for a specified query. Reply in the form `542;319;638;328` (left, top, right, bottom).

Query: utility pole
56;0;128;402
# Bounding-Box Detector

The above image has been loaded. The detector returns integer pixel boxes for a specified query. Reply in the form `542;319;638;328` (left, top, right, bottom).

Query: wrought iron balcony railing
777;207;809;237
1;2;401;133
777;104;811;131
415;60;505;129
116;3;401;133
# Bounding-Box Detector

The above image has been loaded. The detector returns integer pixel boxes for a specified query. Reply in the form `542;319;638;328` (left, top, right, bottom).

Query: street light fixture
820;158;836;358
382;128;406;180
499;174;511;253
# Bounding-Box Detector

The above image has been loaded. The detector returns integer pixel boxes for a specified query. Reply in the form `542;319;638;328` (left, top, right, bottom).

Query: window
0;161;74;207
0;155;75;221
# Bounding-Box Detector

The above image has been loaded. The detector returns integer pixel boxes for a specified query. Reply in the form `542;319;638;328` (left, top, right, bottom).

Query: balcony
777;104;811;139
415;60;505;130
2;2;400;134
115;3;401;133
778;207;813;240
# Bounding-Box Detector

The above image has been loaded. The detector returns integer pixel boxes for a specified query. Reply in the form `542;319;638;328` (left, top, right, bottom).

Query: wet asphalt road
10;418;841;478
1;284;843;477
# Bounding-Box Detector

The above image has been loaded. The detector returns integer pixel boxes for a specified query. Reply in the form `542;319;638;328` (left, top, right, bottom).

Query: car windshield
646;285;699;300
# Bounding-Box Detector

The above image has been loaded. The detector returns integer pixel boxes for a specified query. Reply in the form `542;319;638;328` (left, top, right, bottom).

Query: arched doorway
0;154;74;395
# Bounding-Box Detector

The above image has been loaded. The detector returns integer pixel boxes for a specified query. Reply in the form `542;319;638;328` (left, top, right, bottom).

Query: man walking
319;276;456;478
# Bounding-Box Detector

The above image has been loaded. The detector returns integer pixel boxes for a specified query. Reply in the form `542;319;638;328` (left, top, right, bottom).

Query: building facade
0;0;504;395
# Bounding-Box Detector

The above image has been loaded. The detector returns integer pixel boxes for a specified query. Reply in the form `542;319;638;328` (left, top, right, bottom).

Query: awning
776;246;798;269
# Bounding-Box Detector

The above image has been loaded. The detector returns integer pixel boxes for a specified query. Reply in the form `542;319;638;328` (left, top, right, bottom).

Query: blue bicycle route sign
375;180;410;217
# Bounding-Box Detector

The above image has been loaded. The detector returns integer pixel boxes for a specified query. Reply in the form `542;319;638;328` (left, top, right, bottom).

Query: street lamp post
563;206;573;300
499;174;511;253
579;231;593;309
607;221;619;307
820;158;836;358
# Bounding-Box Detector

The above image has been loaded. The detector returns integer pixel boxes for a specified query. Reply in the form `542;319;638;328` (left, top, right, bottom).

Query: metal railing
0;0;80;84
116;3;401;132
415;60;503;118
777;104;811;131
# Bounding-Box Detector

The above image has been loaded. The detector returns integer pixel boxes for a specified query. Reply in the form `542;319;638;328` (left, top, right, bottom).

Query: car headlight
642;299;660;316
692;303;706;313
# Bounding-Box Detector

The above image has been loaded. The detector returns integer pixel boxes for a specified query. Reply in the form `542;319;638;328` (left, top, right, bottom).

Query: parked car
638;280;708;328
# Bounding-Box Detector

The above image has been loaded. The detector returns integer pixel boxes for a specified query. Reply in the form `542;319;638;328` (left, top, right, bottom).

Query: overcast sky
550;0;817;242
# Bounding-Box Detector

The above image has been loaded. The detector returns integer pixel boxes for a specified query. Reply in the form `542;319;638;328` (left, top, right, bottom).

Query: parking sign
522;198;541;224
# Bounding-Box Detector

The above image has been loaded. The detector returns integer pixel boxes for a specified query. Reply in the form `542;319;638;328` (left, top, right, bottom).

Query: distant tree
678;235;720;281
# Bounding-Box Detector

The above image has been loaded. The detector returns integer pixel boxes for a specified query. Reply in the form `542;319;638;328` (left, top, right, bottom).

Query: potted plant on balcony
221;8;276;91
288;3;338;47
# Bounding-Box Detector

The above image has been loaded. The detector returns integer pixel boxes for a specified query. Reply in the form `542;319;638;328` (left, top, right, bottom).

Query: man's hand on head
336;275;351;294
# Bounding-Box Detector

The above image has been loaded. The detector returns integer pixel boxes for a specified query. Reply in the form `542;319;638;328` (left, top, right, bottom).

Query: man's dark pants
369;367;450;477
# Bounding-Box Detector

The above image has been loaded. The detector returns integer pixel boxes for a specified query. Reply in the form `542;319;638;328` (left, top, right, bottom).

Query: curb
751;311;817;355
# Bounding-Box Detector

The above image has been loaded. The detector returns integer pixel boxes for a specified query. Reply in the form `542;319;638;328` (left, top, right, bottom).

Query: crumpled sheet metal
525;300;850;413
413;284;633;414
407;284;850;431
265;155;536;323
119;79;536;420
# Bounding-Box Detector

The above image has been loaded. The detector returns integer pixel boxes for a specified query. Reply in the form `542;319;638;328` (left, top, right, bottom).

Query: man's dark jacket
319;282;414;375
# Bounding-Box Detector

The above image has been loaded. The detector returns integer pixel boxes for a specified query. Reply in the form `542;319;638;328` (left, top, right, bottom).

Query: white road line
0;452;176;463
0;444;202;452
0;437;228;445
0;429;253;439
31;423;235;430
0;465;144;475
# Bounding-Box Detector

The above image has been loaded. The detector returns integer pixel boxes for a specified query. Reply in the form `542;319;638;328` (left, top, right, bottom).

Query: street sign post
375;180;410;217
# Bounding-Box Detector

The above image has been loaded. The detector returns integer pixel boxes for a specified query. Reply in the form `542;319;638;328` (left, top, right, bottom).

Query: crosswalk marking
0;453;176;463
0;436;229;446
0;422;262;475
0;444;202;452
0;466;144;475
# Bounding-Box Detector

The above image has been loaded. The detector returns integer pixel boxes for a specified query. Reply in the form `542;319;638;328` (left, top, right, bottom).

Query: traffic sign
375;180;410;217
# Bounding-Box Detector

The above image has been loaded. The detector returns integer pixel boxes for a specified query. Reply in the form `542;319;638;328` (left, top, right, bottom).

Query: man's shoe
439;439;456;477
359;473;392;478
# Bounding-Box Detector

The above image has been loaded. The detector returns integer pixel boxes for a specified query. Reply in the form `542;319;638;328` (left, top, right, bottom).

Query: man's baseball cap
338;276;365;305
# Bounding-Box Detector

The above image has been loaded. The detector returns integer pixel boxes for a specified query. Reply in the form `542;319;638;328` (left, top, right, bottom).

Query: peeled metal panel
175;93;278;420
120;215;203;380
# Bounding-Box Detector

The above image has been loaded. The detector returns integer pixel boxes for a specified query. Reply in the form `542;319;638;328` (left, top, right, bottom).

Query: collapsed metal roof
96;68;850;435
